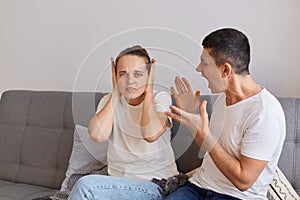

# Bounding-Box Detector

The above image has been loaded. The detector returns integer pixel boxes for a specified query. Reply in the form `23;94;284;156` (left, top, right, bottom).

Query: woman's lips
126;87;137;93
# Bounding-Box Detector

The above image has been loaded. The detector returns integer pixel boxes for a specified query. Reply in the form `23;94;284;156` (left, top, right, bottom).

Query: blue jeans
165;182;241;200
68;175;163;200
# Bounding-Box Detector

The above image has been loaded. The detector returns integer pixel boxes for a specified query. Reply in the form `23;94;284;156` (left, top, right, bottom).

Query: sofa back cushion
0;90;106;189
276;97;300;195
0;91;75;189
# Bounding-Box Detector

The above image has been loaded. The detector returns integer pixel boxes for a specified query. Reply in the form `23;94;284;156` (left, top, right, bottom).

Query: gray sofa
0;90;299;199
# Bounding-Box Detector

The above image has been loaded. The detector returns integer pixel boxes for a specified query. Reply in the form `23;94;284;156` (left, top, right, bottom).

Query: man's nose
196;64;202;72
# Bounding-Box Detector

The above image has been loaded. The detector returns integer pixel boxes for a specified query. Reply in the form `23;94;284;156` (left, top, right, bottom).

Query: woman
69;45;178;200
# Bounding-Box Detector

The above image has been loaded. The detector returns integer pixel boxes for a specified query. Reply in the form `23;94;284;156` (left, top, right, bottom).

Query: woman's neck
127;94;145;106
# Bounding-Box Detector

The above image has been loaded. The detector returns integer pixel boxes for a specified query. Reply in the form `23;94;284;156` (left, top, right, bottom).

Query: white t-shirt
96;91;179;180
190;88;286;200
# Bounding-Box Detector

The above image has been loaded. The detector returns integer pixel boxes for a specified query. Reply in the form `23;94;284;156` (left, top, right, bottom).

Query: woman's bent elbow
88;128;106;143
143;127;166;143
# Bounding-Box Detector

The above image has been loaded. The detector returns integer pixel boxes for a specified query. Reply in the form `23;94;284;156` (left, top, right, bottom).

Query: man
165;28;286;199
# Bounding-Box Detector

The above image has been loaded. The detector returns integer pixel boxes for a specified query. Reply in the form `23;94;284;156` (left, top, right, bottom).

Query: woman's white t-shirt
190;88;286;200
96;91;179;180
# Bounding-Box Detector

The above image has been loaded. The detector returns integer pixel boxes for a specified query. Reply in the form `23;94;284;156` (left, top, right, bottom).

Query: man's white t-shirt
190;88;286;199
96;91;179;180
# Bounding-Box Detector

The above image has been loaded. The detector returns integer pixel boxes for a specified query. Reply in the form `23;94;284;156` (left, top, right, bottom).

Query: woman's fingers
148;58;156;83
111;57;117;87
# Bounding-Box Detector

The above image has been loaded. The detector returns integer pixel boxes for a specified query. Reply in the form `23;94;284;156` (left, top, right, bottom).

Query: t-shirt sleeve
241;107;285;161
96;94;111;114
153;91;173;126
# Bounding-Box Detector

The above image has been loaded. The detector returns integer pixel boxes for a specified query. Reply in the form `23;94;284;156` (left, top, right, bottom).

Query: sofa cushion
277;97;300;195
0;91;74;189
0;179;55;200
60;125;108;191
267;167;299;199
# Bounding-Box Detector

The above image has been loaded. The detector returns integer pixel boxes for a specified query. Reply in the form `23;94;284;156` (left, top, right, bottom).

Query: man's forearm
208;143;267;191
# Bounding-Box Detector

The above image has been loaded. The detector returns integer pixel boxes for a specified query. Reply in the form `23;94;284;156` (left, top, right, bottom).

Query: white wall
1;0;300;97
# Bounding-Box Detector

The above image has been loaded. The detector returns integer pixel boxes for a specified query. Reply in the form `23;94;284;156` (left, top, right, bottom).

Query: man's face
116;55;149;103
196;49;225;93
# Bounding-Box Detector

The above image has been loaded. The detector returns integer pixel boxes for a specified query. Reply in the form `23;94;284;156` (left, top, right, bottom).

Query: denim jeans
68;174;163;200
165;182;241;200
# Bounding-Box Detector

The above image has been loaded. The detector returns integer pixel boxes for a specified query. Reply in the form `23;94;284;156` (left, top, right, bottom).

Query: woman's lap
68;174;163;200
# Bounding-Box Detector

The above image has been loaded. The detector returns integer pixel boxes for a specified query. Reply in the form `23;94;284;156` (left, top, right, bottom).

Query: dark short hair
115;45;151;72
202;28;250;75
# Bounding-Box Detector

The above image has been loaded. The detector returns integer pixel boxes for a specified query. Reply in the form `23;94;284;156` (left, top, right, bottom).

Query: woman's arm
88;58;121;142
141;59;171;142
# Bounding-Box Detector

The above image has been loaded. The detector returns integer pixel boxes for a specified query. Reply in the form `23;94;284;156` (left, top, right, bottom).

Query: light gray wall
1;0;299;97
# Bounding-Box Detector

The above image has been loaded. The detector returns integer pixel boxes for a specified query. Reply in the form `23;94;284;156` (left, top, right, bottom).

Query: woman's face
116;55;149;105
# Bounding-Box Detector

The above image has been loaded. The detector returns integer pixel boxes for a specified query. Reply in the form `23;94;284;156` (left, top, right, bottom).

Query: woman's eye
134;73;143;78
119;73;127;78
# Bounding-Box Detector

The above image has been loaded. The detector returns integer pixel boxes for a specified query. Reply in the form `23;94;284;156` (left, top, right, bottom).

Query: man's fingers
169;105;191;123
195;90;201;105
182;77;193;93
170;87;178;97
170;87;179;101
200;100;208;117
170;87;182;108
175;76;187;94
165;111;183;123
169;105;184;116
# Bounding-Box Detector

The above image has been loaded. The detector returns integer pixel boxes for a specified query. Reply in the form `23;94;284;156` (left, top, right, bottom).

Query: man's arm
209;144;268;191
166;102;268;191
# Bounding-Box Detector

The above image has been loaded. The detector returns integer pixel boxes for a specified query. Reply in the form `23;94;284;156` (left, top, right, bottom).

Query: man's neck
225;74;263;106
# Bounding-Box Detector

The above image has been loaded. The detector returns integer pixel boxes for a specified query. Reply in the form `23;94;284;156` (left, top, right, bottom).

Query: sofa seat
0;180;54;200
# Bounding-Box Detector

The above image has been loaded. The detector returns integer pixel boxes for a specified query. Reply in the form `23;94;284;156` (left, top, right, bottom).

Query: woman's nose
127;73;135;84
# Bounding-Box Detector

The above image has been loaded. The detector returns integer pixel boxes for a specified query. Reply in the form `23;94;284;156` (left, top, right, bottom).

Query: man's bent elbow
235;180;253;192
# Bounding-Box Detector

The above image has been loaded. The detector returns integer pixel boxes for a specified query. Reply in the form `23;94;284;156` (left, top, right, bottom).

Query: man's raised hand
171;76;200;113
